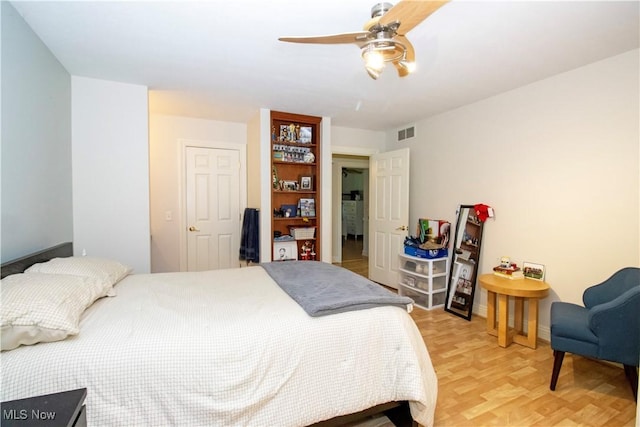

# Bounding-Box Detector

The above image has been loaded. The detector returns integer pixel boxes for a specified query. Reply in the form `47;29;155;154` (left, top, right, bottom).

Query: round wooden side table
478;273;550;349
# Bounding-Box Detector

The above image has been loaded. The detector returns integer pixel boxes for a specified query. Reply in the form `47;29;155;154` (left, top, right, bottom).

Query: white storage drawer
398;253;449;310
399;284;446;310
400;257;447;276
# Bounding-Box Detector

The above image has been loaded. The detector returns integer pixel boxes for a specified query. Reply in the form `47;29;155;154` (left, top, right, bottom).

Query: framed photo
523;262;545;281
274;241;297;261
299;198;316;217
299;126;312;143
280;180;298;191
279;125;289;142
300;176;312;190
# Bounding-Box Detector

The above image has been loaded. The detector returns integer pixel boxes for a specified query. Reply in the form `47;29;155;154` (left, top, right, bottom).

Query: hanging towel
239;208;260;263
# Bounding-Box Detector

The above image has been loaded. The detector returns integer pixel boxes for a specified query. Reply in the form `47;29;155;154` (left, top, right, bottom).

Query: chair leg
550;350;565;391
623;365;638;401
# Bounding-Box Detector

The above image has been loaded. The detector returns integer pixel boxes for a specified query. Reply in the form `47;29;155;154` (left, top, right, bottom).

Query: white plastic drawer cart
398;253;449;310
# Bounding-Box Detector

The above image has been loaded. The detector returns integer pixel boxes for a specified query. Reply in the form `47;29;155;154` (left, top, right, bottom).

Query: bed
1;243;437;426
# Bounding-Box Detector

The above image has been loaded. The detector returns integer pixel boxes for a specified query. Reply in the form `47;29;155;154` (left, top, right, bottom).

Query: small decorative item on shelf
299;241;316;261
272;166;279;189
493;257;524;279
288;123;297;141
303;152;315;163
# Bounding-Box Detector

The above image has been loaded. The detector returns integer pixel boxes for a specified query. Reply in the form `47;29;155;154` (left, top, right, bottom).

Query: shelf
271;111;322;261
273;190;316;194
273;216;317;221
272;141;317;148
273;160;317;166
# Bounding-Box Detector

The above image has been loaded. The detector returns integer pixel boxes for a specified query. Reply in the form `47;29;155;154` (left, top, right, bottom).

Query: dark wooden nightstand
1;388;87;427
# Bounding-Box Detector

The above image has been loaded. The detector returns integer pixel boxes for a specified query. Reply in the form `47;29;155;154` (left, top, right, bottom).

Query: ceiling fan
279;0;450;80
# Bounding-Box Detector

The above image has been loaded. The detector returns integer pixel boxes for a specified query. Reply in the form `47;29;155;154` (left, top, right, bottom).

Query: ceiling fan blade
362;16;381;32
393;35;415;77
279;31;371;45
380;0;450;36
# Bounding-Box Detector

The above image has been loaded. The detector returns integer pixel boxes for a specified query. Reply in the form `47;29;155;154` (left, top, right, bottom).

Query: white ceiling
10;0;639;131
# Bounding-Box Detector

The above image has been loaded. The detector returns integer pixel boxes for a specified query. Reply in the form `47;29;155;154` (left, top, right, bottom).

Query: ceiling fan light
398;60;416;74
365;65;381;80
363;48;385;71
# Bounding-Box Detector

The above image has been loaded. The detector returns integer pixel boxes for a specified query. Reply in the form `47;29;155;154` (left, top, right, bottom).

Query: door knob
396;225;408;231
188;226;200;232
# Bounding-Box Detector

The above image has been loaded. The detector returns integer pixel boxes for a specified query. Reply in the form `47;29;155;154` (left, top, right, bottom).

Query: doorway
332;154;369;276
341;166;366;261
331;148;410;287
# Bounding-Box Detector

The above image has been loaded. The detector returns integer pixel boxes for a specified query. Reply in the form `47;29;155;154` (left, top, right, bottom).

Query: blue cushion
551;302;599;357
551;302;598;343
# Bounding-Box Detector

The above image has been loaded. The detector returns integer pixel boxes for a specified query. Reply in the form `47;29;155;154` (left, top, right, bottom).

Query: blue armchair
550;267;640;399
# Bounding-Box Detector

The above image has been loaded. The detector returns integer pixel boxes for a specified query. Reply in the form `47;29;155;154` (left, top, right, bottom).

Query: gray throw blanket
261;261;414;317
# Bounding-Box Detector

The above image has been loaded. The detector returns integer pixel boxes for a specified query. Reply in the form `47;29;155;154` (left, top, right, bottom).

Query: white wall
388;50;639;336
253;108;272;263
319;117;333;262
72;76;150;273
332;126;386;151
1;2;72;262
149;113;247;272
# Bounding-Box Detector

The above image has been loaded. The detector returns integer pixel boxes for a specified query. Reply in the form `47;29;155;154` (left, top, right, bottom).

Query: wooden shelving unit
270;111;322;261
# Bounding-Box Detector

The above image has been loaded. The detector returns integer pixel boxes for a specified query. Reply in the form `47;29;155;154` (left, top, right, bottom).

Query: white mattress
1;266;437;426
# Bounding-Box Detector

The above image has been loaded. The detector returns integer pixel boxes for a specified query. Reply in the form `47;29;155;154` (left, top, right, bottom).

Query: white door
186;146;240;271
368;148;410;288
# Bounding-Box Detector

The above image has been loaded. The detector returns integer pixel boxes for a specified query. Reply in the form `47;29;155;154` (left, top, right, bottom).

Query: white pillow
26;256;131;297
1;273;102;351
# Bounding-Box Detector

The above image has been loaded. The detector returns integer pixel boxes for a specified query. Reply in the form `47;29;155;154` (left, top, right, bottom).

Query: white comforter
1;266;437;426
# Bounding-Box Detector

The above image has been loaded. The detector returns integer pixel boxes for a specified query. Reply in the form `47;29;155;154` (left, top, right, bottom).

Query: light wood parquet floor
335;240;637;427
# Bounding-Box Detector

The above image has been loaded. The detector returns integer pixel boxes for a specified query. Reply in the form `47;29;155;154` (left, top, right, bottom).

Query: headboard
1;242;73;279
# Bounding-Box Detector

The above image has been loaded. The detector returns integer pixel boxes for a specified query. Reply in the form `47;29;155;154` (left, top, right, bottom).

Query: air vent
397;124;416;142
